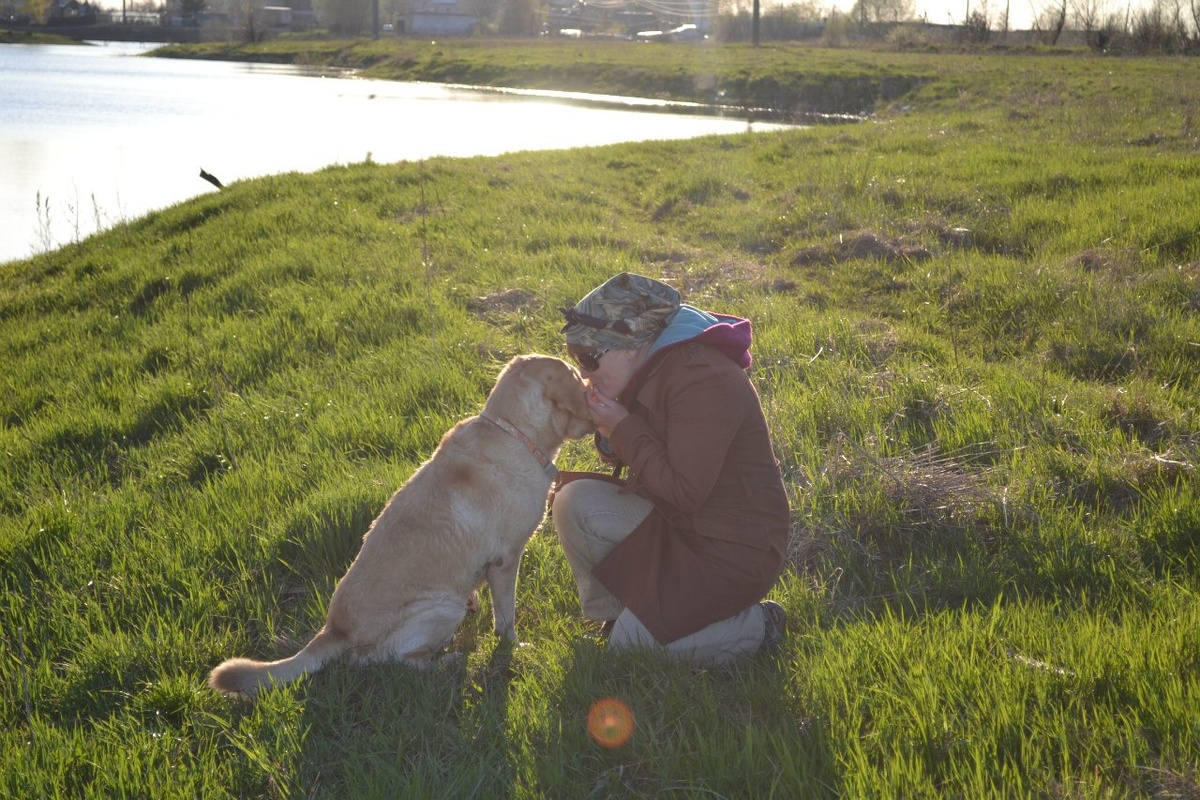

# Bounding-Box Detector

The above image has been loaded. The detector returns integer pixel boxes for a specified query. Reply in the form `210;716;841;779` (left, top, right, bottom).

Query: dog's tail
208;627;349;697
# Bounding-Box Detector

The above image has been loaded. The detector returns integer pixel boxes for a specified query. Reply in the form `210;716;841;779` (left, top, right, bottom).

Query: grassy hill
2;42;1198;797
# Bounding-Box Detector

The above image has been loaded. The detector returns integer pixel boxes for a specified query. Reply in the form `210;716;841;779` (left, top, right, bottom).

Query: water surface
1;41;792;264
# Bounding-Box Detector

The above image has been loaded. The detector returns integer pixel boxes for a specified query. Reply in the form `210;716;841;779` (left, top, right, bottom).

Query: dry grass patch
836;437;1003;529
790;230;932;268
790;435;1010;571
465;287;541;320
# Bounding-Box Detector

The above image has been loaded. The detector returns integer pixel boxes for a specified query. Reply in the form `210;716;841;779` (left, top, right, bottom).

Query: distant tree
715;0;825;41
1070;0;1107;31
180;0;205;21
1030;0;1069;43
963;6;993;39
473;0;498;29
1094;11;1125;48
22;0;52;24
496;0;536;35
235;0;265;41
850;0;914;23
1132;0;1200;49
1071;0;1110;46
316;0;371;34
765;0;825;37
781;0;827;22
380;0;402;28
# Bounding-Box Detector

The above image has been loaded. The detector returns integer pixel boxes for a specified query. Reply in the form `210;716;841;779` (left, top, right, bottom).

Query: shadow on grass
294;641;518;799
544;637;840;798
275;620;838;797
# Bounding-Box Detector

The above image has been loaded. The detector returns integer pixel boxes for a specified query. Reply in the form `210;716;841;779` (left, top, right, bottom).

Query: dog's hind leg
486;544;526;642
377;593;468;666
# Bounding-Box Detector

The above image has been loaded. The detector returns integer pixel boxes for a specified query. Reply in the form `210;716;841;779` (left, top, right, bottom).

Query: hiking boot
758;601;787;655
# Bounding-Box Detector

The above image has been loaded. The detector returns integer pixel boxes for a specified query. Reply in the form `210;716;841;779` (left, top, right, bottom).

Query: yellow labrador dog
208;355;593;697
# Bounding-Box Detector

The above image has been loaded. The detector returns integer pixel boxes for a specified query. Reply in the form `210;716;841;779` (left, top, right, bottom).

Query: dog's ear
487;355;535;404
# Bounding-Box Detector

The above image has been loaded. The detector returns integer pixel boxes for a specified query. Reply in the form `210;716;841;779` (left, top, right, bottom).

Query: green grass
3;44;1199;797
0;29;82;44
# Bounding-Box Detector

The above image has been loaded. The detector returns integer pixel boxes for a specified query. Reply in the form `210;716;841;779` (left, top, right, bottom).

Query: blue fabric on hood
647;304;754;369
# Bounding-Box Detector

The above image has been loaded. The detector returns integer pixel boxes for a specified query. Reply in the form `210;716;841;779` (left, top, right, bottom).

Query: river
1;41;794;265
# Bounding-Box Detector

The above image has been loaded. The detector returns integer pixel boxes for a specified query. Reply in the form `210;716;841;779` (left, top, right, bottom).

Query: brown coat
590;341;790;644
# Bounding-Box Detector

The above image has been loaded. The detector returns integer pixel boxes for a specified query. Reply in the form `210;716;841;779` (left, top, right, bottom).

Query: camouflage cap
559;273;681;350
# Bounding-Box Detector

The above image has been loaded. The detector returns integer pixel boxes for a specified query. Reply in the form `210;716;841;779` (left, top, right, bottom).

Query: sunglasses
572;348;609;372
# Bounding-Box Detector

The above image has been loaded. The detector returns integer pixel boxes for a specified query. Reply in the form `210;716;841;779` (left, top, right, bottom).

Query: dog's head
487;355;594;442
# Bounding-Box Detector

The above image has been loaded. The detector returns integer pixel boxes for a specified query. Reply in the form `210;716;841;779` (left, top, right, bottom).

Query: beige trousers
551;477;769;666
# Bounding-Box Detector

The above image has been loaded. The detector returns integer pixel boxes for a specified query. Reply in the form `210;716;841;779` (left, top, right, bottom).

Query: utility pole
752;0;760;45
372;0;379;38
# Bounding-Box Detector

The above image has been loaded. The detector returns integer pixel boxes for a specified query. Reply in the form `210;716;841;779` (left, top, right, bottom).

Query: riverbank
149;37;1186;121
0;27;80;43
2;44;1198;798
151;38;944;116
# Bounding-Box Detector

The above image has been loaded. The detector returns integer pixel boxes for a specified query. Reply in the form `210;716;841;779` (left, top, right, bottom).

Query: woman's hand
586;384;628;438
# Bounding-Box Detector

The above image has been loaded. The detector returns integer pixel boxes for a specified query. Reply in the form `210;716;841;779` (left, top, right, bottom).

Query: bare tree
240;0;264;42
496;0;537;35
850;0;915;24
1071;0;1105;30
315;0;371;34
22;0;53;23
962;0;993;40
1071;0;1110;44
1030;0;1069;42
717;0;825;41
1119;0;1200;50
180;0;205;23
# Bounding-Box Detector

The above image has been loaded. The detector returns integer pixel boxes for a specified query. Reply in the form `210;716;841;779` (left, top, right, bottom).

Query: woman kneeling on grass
552;272;790;665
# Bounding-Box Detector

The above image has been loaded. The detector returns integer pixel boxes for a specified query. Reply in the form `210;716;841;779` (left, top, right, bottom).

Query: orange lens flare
587;697;635;748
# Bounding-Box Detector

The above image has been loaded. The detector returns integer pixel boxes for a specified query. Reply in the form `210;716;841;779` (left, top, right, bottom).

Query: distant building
398;0;477;35
545;1;699;37
262;5;292;26
270;0;316;29
160;0;315;30
48;0;98;25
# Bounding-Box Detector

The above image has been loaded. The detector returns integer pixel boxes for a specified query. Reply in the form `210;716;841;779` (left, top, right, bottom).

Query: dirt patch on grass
466;288;539;315
855;320;903;367
1063;248;1151;285
791;230;932;268
656;253;784;300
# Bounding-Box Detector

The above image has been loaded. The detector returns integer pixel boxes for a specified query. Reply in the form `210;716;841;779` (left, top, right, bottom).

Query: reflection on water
0;41;796;264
